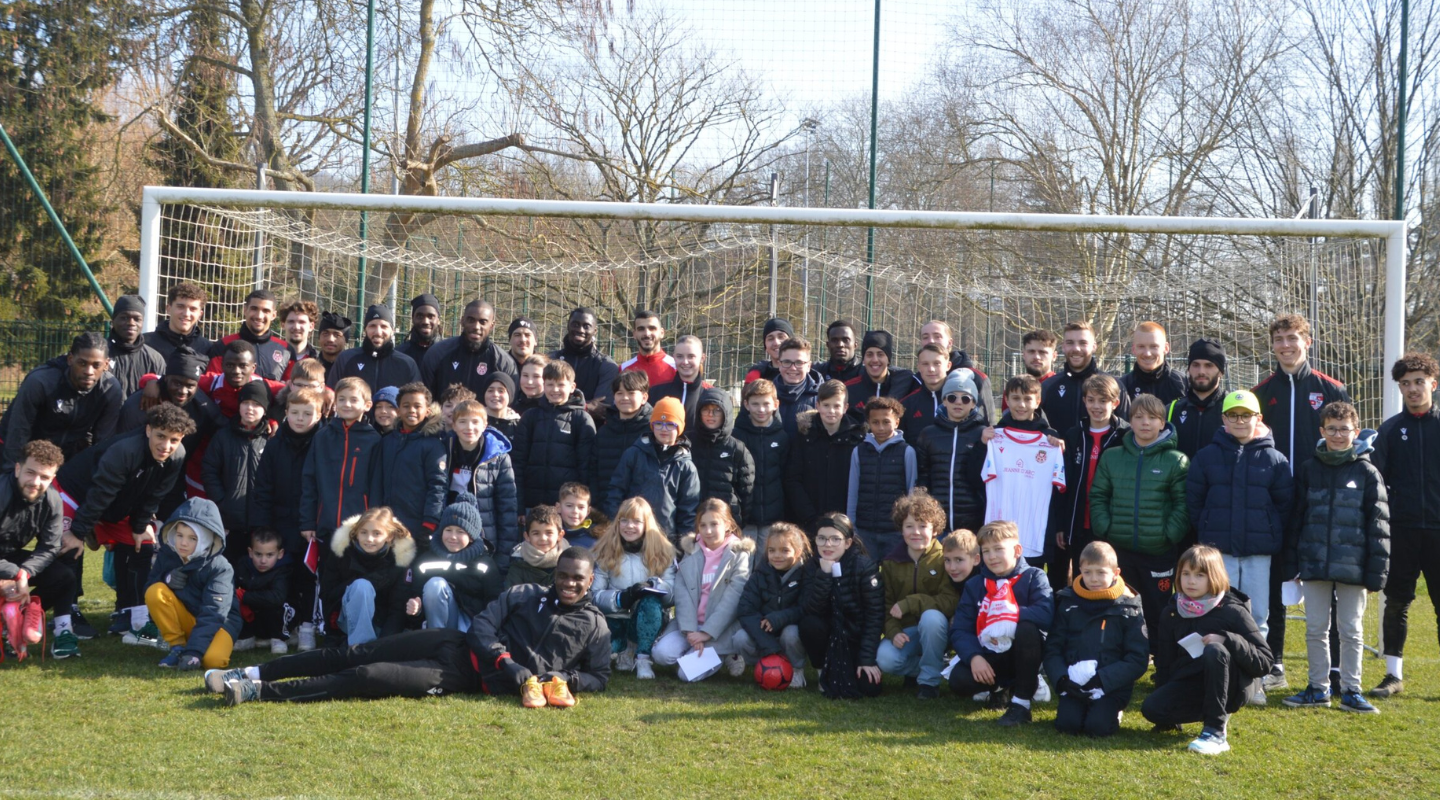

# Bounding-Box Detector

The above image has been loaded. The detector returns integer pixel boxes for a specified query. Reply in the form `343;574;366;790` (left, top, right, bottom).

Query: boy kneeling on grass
209;547;610;708
145;497;243;670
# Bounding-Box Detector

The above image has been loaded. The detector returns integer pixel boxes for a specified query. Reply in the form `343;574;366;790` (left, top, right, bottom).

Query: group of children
0;297;1417;758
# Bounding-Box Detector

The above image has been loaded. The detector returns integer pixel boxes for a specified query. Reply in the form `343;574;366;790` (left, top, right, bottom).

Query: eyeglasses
944;393;975;405
815;535;846;546
1223;413;1256;422
778;359;810;368
1323;426;1356;436
653;421;679;432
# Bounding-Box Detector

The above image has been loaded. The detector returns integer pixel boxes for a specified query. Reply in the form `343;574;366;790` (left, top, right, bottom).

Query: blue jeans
339;579;378;645
1222;554;1271;641
421;577;470;632
875;609;949;687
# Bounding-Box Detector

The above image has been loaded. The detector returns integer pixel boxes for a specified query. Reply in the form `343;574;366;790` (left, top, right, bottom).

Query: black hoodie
689;388;755;524
0;357;123;469
107;334;166;398
1041;360;1129;438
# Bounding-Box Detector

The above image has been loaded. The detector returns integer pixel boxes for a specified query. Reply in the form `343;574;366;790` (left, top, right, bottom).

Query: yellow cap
1222;390;1261;415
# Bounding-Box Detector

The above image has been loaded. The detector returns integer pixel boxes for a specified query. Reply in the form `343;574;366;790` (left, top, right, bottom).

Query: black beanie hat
1187;338;1227;373
483;371;517;400
861;330;895;363
364;304;394;327
112;295;145;318
508;317;535;337
237;380;272;410
164;345;208;380
763;318;795;339
319;312;352;334
411;294;441;314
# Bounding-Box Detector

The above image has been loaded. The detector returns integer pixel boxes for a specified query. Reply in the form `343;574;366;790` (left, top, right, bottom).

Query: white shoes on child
271;638;288;655
635;654;655;680
233;637;257;652
297;623;316;652
725;654;746;678
617;642;637;672
789;669;806;690
1034;676;1052;703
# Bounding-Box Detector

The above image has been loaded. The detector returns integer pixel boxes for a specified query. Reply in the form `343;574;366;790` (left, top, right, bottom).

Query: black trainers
916;684;939;700
69;606;97;640
987;688;1012;710
997;702;1032;727
1370;674;1403;699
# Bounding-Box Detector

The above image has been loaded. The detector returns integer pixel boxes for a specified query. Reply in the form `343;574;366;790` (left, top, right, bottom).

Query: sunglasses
944;393;975;405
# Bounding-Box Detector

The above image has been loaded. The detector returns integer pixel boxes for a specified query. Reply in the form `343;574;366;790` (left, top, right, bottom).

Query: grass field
3;571;1439;800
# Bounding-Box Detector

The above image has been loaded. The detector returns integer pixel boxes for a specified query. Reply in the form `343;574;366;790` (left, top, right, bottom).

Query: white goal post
139;185;1410;417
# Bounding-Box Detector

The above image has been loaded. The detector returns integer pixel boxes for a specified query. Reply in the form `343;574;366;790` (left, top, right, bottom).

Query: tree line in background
2;0;1438;352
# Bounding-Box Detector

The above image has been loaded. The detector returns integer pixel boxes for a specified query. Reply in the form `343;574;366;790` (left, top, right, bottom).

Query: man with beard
397;294;442;363
1167;339;1228;458
1117;321;1187;405
621;309;676;389
106;295;165;398
207;290;293;382
422;299;519;399
1;333;122;470
744;317;794;385
551;307;619;412
1021;330;1058;381
315;312;351;380
145;282;214;361
818;319;862;383
1040;321;1128;435
508;317;537;363
0;441;79;658
918;320;995;423
327;305;422;394
282;300;320;362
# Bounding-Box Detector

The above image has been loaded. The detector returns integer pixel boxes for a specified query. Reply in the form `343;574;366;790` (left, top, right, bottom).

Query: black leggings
797;614;883;697
257;629;479;702
948;620;1044;701
1141;642;1249;731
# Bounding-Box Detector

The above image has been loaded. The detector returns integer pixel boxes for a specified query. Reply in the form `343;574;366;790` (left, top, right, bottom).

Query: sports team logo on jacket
477;363;488;376
1309;392;1324;410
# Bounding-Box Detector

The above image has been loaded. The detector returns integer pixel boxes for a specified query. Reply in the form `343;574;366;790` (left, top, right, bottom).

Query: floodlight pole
865;0;880;329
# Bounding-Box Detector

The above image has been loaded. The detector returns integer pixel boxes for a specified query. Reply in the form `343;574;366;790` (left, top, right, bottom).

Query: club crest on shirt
1035;450;1047;463
356;363;365;371
452;361;460;370
1179;410;1188;424
1309;392;1324;410
1058;385;1066;397
272;350;284;364
476;363;488;376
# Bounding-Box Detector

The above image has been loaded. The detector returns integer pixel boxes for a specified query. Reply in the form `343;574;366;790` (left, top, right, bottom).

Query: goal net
139;188;1406;424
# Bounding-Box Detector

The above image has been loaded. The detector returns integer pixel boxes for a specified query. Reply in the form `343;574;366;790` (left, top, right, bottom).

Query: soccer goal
137;186;1408;421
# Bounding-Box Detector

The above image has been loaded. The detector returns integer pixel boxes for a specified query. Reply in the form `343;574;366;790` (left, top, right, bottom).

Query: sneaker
51;630;80;659
158;645;184;668
1033;675;1052;703
107;611;131;637
21;598;45;645
1262;666;1288;691
725;653;746;678
122;621;162;648
1339;691;1380;714
986;689;1011;710
635;654;655;680
270;638;289;655
917;684;939;700
1370;674;1403;699
297;623;316;652
1248;687;1268;707
1282;685;1332;709
543;677;577;708
617;642;637;672
1187;728;1230;755
223;678;261;706
972;691;991;703
789;669;806;690
997;702;1032;727
205;668;247;694
69;606;97;640
520;676;546;708
233;637;257;652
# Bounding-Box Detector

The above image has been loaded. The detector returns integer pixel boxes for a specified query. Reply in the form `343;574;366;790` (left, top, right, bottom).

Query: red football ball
754;654;794;690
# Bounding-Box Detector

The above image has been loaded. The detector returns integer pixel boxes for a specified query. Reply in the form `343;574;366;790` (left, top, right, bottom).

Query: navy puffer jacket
732;411;789;526
513;390;596;508
145;499;243;659
689;388;755;524
1186;426;1294;557
445;428;519;565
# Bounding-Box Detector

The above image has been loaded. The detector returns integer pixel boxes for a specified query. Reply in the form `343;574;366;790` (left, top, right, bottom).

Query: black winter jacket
732;412;789;526
320;515;418;639
513;390;596;509
1284;434;1391;591
649;375;713;423
689;389;756;524
107;335;166;398
1050;414;1129;542
1152;590;1272;690
234;553;291;612
410;537;504;620
913;410;987;531
445;429;519;564
606;436;701;540
202;417;271;533
251;422;318;547
421;336;519;400
1186;427;1294;557
844;368;915;422
551;340;619;408
801;548;885;667
737;560;808;657
773;372;821;439
818;356;862;384
1;357;123;468
592;404;651;495
326;339;422;395
0;473;64;580
1252;361;1350;468
209;329;293;382
370;412;449;544
299;418;382;535
899;378;948;443
1372;405;1440;531
145;325;214;363
1118;362;1188;406
467;583;612;693
1041;360;1129;439
147;499;243;659
1042;583;1149;703
395;332;436;365
57;429;185;542
1168;388;1225;459
785;410;865;530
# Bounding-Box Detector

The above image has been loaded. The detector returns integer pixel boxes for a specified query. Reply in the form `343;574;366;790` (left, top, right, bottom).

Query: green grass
3;572;1439;800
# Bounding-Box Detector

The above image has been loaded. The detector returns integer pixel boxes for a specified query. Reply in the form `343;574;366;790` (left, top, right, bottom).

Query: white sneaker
972;691;992;702
789;669;806;690
725;653;746;677
635;654;655;680
1262;667;1288;691
297;623;316;652
617;642;637;672
270;638;289;655
1034;675;1052;703
233;637;257;652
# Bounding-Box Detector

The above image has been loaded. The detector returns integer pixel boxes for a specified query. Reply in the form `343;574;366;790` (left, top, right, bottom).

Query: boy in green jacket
875;488;960;699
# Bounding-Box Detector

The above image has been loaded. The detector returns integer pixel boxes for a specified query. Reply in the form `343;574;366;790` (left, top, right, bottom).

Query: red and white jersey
983;427;1065;558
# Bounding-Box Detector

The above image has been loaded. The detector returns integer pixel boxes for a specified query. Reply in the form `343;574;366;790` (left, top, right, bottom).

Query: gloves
1058;677;1085;697
619;584;646;611
1082;674;1103;691
177;655;203;671
500;657;533;685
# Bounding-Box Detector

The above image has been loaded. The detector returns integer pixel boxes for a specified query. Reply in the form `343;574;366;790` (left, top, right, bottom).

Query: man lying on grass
207;546;611;707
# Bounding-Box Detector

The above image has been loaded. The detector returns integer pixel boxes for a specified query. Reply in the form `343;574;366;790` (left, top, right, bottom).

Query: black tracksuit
784;410;865;531
145;325;215;363
732;412;788;528
326;339;422;395
551;340;619;408
1041;360;1129;441
0;357;123;469
843;369;914;422
798;548;885;698
210;329;294;382
0;473;76;612
466;583;611;695
1168;388;1225;459
1141;590;1273;732
649;375;713;423
235;554;292;640
1373;405;1440;658
818;356;862;384
257;628;481;701
1118;362;1188;406
421;337;519;401
202;417;271;560
396;332;436;365
107;335;166;399
689;388;756;526
1043;584;1149;736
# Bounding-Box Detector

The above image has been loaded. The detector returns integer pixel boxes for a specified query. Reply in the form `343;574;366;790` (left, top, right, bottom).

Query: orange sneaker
520;676;546;708
543;676;576;708
22;596;45;645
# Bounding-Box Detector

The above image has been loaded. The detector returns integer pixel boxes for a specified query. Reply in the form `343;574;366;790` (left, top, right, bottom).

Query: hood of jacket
677;532;757;556
693;387;736;443
159;497;228;563
331;513;417;567
399;409;447;438
795;408;864;440
1122;424;1179;456
1210;424;1277;455
544;389;587;414
478;426;513;461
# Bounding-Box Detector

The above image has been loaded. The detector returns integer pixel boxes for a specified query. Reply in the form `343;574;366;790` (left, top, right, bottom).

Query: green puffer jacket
1090;426;1190;556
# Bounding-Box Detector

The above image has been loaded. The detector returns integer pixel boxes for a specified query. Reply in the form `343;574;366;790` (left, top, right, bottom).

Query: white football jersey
983;428;1066;558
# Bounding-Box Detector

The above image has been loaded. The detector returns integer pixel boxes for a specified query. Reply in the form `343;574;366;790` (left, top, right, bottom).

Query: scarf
622;536;645;554
1072;575;1127;601
1176;591;1224;619
108;334;145;355
520;537;570;569
976;575;1022;652
1315;445;1355;466
239;325;274;345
